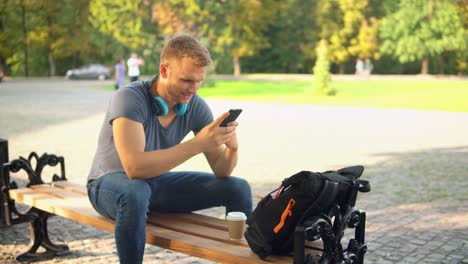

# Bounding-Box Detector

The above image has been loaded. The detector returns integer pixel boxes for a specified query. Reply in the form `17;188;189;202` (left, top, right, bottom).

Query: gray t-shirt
87;78;213;182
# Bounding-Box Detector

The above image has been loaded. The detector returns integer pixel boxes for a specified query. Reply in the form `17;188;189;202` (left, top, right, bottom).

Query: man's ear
160;63;168;78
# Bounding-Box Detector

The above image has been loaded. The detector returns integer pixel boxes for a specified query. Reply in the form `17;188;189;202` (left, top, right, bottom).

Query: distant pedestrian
127;53;144;82
115;58;126;90
355;59;364;76
364;59;373;76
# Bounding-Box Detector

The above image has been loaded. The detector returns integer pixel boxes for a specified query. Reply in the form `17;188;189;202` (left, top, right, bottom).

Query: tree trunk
421;57;429;75
438;54;444;75
0;8;4;76
21;1;29;77
339;63;345;74
233;55;241;77
48;53;56;77
72;51;81;68
47;12;55;77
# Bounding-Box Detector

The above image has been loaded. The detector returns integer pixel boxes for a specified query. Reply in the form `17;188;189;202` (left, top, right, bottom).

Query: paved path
1;79;467;263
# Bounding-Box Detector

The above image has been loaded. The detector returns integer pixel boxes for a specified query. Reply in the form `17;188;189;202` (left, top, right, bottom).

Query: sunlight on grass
198;80;468;112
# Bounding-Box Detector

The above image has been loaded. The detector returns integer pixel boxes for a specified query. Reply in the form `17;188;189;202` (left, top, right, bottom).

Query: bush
312;40;336;96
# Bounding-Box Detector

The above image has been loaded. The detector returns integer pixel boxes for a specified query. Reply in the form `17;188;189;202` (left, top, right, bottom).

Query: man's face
163;57;206;105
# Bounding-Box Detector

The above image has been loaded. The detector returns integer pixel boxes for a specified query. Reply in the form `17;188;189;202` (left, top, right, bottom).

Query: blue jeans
87;171;252;264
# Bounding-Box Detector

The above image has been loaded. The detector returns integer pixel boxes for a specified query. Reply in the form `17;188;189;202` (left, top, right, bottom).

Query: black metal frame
1;138;70;262
293;203;367;264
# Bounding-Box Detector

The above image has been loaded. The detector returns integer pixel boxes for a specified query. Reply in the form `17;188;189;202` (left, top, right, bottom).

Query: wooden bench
2;140;367;263
0;140;302;263
7;181;294;263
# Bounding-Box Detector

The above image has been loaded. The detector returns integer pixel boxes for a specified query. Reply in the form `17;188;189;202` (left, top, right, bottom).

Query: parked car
65;64;111;80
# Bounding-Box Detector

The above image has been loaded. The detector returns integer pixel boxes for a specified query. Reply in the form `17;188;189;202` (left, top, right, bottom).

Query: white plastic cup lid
226;212;247;221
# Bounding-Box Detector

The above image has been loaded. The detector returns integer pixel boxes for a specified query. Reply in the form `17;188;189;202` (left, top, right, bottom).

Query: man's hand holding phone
195;110;242;152
220;109;242;127
195;109;242;153
193;109;242;177
220;109;242;151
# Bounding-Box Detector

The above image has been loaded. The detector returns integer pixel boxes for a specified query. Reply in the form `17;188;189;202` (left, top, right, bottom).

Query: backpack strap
337;165;364;178
356;179;370;193
299;179;340;223
335;166;370;192
282;171;311;187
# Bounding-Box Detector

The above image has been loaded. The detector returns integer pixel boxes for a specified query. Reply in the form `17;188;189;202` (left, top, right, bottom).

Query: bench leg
16;208;70;262
346;210;367;264
294;216;342;264
293;209;368;264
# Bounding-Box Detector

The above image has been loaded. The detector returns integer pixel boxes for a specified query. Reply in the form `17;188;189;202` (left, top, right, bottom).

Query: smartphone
220;109;243;127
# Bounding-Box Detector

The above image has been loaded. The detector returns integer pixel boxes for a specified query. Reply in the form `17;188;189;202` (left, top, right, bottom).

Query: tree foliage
379;0;466;74
311;0;373;73
89;0;150;50
0;0;466;77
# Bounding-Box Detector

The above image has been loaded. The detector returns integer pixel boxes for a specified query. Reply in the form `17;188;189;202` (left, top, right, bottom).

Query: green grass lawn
198;79;468;112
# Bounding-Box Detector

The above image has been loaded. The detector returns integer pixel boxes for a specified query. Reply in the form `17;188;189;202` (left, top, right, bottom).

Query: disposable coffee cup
226;212;247;240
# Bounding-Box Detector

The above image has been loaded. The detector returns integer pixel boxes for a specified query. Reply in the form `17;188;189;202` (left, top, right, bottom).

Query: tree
2;0;92;76
66;0;92;69
89;0;149;50
454;0;468;75
0;0;31;76
241;0;317;73
154;0;278;76
205;0;278;76
313;40;334;96
152;0;202;36
380;0;466;74
36;0;64;76
348;17;380;62
311;0;369;73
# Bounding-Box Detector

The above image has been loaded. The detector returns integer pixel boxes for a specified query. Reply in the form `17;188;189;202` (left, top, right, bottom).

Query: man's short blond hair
161;35;212;67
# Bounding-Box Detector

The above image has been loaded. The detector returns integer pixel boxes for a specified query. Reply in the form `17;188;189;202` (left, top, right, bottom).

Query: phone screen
220;109;243;127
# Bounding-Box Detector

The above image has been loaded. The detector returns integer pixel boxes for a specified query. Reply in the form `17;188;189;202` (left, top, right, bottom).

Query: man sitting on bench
86;35;252;264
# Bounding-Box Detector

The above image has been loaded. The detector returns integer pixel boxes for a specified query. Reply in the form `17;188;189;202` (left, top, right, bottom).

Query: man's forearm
123;138;202;179
212;147;238;177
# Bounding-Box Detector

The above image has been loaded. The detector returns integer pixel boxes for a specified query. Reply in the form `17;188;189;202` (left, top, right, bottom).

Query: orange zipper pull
273;199;296;233
273;184;284;199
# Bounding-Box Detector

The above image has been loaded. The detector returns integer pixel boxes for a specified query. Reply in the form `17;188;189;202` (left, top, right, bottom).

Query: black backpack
244;165;370;260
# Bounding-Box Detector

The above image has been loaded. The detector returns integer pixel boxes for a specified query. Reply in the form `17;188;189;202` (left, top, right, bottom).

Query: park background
0;0;467;78
1;0;468;263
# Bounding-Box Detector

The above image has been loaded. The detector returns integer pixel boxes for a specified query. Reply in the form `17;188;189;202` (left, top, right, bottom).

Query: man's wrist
187;137;204;155
226;145;238;153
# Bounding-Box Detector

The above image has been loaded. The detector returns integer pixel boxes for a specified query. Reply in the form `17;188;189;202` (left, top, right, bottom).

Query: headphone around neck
148;76;188;116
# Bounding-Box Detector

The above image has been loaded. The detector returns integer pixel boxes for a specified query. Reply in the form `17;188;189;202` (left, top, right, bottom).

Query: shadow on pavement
363;145;468;209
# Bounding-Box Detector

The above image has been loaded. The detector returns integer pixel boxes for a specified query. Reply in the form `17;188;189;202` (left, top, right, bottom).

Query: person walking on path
86;35;252;264
355;58;364;76
127;53;144;82
364;58;373;76
114;58;126;89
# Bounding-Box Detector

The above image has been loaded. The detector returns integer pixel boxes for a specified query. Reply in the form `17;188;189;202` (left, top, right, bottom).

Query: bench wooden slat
9;188;49;206
10;186;114;231
52;180;87;195
148;213;248;248
162;212;228;231
8;183;295;263
145;224;291;263
30;184;84;199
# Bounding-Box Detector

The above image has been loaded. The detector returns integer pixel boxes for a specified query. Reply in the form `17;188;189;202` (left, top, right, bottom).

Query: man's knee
224;177;253;215
231;177;251;194
224;177;252;202
120;180;151;210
